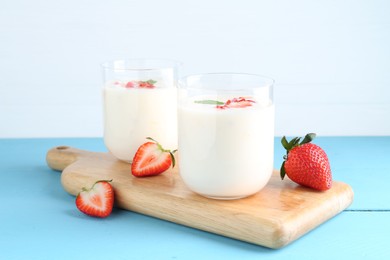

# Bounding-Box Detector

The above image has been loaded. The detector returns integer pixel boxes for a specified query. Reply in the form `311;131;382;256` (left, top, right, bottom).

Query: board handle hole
56;146;69;150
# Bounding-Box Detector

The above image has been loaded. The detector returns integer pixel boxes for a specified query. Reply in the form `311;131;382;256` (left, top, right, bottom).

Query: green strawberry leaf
291;137;301;147
280;161;286;180
170;151;176;168
194;100;225;105
300;133;316;145
281;136;289;150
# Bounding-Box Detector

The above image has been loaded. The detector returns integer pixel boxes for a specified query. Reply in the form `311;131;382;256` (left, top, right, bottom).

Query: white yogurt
103;82;177;162
178;96;274;199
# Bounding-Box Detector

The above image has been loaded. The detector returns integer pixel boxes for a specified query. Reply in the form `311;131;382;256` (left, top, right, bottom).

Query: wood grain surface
46;145;354;249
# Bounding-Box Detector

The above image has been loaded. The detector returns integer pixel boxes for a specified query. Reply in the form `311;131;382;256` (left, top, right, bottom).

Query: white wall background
1;0;389;138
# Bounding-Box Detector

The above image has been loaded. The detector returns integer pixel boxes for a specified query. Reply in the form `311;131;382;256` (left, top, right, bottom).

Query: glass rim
179;72;275;89
101;59;182;71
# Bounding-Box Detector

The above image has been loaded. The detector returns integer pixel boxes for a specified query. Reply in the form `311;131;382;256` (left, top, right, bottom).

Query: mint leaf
194;100;225;105
146;80;157;84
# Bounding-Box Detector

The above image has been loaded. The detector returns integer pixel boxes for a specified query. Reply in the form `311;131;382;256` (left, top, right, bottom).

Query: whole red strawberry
280;133;332;191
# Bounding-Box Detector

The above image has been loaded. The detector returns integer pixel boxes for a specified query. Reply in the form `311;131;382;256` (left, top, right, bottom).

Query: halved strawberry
131;137;176;177
216;97;256;109
75;180;114;218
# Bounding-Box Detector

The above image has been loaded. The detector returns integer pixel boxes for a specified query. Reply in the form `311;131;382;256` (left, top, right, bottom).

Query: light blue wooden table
1;137;389;259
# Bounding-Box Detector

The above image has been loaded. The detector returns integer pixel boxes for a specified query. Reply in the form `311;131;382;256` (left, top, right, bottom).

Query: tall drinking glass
178;73;274;199
102;59;180;162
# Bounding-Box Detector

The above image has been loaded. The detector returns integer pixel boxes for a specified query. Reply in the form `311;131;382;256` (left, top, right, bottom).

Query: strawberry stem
79;180;113;194
146;137;156;142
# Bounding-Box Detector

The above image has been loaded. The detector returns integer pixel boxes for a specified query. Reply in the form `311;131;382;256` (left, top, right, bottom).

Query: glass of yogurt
178;73;275;200
102;59;180;163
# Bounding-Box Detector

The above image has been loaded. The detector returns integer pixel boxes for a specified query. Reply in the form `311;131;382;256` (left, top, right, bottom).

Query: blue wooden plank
0;187;388;259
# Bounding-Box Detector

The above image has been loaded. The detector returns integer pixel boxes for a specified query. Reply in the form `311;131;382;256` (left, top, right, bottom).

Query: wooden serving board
46;146;353;249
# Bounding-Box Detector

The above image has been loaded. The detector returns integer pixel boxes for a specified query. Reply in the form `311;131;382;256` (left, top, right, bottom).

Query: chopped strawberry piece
144;83;155;88
137;80;156;89
120;80;156;89
139;82;148;88
216;97;256;109
125;81;135;88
